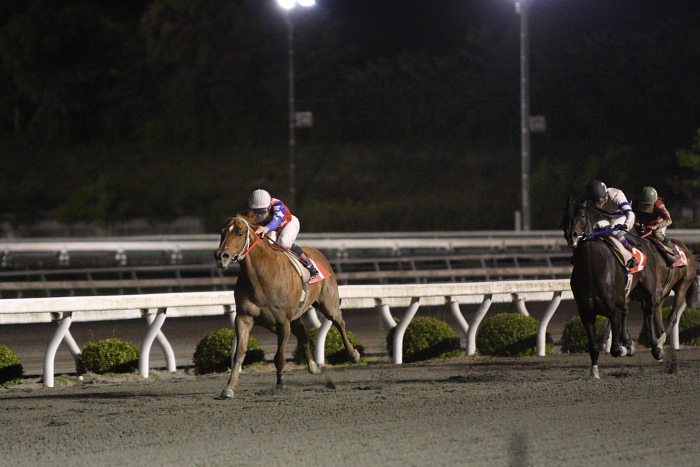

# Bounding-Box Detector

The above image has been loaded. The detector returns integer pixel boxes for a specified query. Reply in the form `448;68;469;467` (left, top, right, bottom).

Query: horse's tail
685;255;700;309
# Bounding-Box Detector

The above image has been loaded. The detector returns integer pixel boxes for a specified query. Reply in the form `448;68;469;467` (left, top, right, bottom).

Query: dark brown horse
215;211;360;399
563;198;697;377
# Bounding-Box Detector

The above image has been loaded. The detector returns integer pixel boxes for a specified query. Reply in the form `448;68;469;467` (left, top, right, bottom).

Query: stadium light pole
277;0;315;212
515;0;531;231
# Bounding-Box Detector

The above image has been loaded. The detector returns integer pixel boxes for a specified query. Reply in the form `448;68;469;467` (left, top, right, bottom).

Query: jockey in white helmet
248;189;319;278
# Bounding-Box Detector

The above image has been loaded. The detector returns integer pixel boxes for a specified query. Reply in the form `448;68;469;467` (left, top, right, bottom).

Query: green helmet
639;186;658;204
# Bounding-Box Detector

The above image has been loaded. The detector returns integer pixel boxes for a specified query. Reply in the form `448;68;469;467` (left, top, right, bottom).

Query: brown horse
563;198;698;377
215;211;360;399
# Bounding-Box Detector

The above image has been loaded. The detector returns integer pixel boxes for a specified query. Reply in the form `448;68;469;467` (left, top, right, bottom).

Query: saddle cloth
604;236;646;273
647;237;687;268
282;250;332;285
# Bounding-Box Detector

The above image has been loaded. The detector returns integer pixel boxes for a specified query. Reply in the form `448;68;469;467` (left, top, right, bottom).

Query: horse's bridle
227;217;260;262
566;200;591;248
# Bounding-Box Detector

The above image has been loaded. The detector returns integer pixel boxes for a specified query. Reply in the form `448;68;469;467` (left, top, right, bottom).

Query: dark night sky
310;0;700;57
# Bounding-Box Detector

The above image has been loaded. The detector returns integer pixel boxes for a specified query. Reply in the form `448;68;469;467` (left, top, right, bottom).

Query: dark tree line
0;0;699;233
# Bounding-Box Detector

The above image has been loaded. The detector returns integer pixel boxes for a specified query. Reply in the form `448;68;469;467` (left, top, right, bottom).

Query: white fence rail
0;279;688;388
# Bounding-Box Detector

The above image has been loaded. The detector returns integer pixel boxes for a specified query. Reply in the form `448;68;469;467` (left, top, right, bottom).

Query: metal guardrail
0;252;574;298
0;280;575;387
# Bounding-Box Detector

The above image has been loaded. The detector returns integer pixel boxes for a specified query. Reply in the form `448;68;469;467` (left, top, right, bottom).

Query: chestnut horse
563;198;697;378
215;211;360;399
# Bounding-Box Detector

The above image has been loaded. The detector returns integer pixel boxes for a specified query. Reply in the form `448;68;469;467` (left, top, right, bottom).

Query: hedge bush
293;326;365;365
386;316;462;363
77;338;139;374
476;313;553;357
193;328;265;374
0;345;24;387
561;315;608;353
638;307;700;347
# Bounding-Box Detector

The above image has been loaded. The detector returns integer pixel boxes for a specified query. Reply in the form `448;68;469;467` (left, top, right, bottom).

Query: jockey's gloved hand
614;223;628;231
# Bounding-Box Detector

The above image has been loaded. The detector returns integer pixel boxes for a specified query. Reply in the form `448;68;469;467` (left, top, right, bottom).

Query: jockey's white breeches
269;215;300;249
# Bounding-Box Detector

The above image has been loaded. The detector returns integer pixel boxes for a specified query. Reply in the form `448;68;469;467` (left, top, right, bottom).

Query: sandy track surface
3;347;700;466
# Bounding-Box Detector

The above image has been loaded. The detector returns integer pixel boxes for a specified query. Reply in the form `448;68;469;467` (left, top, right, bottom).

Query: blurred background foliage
0;0;699;234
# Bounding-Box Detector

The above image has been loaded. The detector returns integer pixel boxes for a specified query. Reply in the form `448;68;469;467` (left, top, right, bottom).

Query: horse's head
215;212;256;269
562;198;590;249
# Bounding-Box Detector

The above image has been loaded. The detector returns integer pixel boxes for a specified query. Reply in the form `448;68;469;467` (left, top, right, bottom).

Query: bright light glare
277;0;315;9
277;0;295;9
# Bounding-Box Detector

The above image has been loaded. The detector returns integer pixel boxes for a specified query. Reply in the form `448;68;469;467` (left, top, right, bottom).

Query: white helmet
248;189;271;210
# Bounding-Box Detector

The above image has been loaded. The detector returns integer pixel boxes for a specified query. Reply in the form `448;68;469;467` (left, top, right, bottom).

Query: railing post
393;297;421;364
466;294;493;355
538;291;562;356
224;305;238;358
139;307;172;378
375;298;395;328
671;302;687;350
513;293;529;316
306;306;321;328
445;296;469;350
314;317;333;366
43;312;74;388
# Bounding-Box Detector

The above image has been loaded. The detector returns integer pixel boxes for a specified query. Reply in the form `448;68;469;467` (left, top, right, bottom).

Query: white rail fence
3;229;699;262
0;279;688;388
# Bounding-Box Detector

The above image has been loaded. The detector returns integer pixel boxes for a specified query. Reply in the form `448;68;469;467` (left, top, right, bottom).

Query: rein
230;217;262;261
582;227;619;240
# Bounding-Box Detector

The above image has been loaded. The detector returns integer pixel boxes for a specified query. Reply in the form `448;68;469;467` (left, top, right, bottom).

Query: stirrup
626;257;638;269
307;264;319;278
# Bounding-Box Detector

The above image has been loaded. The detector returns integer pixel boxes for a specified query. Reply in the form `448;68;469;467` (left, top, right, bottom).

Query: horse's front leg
275;321;291;388
609;307;628;358
220;314;254;400
649;301;665;361
581;313;600;378
618;305;635;357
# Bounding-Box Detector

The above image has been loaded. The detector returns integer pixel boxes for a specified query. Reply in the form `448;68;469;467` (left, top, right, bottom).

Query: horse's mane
228;210;285;252
228;210;258;227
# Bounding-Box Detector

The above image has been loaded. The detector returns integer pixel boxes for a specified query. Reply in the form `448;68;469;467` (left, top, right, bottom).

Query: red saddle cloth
646;237;687;268
627;247;646;274
306;259;332;285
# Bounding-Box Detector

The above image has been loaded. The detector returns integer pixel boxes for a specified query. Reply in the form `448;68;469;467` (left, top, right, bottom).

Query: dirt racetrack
3;344;700;466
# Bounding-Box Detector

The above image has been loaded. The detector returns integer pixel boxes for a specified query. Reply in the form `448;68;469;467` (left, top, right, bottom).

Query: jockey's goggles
252;208;269;215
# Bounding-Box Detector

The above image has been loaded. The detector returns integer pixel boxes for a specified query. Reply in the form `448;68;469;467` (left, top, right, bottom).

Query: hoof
652;347;665;361
308;360;321;375
219;388;234;399
626;343;636;357
351;349;361;363
591;365;600;379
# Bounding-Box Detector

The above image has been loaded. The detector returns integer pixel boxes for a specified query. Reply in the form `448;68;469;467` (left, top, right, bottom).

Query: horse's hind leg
290;318;320;375
220;314;254;399
317;301;360;363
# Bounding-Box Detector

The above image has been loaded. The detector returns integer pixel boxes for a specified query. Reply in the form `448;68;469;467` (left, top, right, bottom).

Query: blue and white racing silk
264;198;293;232
588;187;636;232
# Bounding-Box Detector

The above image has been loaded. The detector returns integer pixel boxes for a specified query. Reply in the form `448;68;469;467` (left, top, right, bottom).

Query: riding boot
662;237;681;261
620;236;638;269
298;253;319;278
290;244;319;278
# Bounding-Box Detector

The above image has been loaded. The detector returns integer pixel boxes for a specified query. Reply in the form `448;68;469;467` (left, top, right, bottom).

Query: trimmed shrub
0;345;24;387
639;307;700;347
193;328;265;374
476;313;554;357
293;326;365;365
386;316;462;363
77;338;139;374
561;315;608;353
